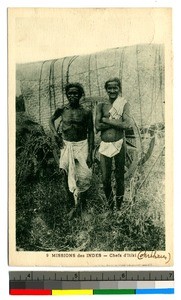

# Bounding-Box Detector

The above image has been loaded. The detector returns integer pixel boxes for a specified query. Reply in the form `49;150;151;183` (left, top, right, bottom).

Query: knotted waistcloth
59;139;92;204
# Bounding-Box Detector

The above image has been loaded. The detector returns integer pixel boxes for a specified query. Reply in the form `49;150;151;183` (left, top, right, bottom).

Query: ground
16;113;165;252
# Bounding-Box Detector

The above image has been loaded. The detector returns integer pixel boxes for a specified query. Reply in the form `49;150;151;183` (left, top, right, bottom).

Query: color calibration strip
10;288;174;295
9;271;174;295
10;281;174;295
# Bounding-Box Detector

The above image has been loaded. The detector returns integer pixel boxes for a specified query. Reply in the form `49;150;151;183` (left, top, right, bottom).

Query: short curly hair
104;77;121;90
65;83;85;98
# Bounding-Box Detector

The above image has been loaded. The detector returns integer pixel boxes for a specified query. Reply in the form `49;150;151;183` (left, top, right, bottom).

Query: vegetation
16;113;165;251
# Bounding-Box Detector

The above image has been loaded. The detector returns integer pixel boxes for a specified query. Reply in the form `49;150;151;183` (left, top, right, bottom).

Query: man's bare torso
61;106;89;142
100;102;124;142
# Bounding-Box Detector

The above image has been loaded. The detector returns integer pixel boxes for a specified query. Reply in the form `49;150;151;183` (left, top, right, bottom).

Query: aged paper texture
9;8;173;266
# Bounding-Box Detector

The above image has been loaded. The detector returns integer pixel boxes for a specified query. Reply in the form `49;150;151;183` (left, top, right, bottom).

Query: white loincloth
59;139;92;205
99;139;123;158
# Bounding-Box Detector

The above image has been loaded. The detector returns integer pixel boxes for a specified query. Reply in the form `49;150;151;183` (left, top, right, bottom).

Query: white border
1;0;180;299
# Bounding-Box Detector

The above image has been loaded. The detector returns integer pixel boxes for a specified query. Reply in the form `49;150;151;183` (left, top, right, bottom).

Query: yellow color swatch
52;289;93;295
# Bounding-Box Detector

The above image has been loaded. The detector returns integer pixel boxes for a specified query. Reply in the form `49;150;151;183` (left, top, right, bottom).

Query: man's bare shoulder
123;102;131;113
80;105;93;116
97;101;107;109
52;105;70;118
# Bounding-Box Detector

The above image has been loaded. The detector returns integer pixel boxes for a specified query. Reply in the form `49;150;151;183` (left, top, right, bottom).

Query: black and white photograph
9;8;173;266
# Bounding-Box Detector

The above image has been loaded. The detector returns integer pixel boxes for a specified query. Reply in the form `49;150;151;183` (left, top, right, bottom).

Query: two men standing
50;78;131;214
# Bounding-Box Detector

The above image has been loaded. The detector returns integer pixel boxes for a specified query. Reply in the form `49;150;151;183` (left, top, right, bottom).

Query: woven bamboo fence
16;44;165;132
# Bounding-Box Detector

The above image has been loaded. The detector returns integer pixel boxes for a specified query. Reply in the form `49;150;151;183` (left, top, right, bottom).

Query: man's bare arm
49;108;62;137
87;110;94;167
95;103;112;132
102;103;132;129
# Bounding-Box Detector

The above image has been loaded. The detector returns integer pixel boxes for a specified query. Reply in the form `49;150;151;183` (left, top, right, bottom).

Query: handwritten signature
137;251;171;264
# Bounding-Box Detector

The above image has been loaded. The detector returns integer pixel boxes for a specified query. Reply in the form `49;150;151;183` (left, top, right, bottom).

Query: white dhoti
59;139;92;204
98;139;123;158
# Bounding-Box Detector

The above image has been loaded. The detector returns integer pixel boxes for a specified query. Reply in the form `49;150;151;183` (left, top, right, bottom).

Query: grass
16;114;165;252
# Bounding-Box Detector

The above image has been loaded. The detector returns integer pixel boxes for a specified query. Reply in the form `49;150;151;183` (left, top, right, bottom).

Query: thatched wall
16;44;165;132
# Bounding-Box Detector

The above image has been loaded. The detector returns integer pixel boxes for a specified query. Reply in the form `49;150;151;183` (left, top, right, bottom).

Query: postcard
9;8;173;266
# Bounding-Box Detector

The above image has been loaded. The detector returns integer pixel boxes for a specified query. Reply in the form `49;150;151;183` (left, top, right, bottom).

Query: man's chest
62;109;86;123
102;103;112;117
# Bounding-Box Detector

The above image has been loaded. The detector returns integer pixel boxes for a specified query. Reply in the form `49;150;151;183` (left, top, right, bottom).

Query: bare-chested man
49;83;94;214
95;78;131;210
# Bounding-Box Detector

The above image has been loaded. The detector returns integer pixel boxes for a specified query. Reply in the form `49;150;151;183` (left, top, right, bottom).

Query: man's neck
69;103;80;109
109;96;119;104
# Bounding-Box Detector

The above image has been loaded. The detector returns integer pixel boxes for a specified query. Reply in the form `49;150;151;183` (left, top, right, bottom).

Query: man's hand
52;133;63;149
102;117;109;123
86;153;93;168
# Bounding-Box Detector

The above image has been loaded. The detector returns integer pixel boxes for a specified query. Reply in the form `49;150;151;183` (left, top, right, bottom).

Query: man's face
106;81;120;101
67;87;81;107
